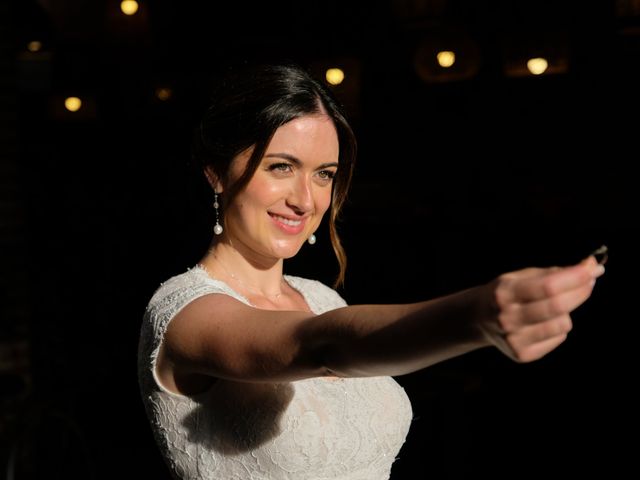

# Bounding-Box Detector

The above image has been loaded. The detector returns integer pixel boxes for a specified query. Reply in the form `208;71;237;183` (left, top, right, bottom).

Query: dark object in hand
591;245;608;265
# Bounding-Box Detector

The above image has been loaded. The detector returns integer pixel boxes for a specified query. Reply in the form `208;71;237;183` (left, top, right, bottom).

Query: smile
271;214;302;226
269;213;307;234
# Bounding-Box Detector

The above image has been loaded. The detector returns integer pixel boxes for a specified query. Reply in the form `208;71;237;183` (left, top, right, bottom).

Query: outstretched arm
317;256;604;377
161;256;604;383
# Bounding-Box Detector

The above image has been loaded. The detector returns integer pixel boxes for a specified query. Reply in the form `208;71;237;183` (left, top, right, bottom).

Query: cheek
316;189;332;215
242;179;283;207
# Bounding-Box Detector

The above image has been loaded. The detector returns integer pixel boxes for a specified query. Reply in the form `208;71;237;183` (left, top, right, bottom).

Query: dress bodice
137;265;413;479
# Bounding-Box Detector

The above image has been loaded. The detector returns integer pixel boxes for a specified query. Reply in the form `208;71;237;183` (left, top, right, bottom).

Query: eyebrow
264;153;338;170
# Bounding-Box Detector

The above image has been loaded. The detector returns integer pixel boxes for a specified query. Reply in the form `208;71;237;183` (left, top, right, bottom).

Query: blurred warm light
527;57;548;75
155;87;172;101
436;50;455;68
64;97;82;112
27;41;42;52
414;28;480;83
325;68;345;86
120;0;139;16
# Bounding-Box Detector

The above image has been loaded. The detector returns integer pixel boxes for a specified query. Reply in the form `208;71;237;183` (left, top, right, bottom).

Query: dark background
2;0;638;478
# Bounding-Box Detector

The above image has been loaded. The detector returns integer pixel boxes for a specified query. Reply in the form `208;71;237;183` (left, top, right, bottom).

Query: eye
267;162;293;174
315;169;336;185
317;170;335;180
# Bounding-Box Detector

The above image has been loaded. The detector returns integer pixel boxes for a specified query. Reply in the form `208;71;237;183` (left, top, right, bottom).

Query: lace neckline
192;263;314;313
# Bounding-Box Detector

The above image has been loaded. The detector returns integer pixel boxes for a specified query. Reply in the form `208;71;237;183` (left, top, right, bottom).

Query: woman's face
222;114;339;261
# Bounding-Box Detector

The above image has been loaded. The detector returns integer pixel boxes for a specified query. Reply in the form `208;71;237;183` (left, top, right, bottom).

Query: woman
137;64;605;480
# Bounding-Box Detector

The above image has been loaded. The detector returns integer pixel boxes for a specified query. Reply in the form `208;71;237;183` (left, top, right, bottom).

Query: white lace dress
138;265;413;480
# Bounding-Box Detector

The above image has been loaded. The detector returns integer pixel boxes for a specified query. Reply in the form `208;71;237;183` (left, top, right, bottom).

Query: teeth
273;214;302;226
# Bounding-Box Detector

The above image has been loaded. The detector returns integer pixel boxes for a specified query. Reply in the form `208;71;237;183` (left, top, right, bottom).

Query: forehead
231;114;339;175
267;114;339;156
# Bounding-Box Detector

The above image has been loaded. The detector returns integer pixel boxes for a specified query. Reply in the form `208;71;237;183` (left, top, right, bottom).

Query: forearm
302;285;493;378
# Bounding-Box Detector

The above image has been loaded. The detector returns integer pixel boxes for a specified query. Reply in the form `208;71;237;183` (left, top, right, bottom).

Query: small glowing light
527;57;548;75
155;87;172;101
325;68;345;86
64;97;82;112
436;51;455;68
27;41;42;52
120;0;139;16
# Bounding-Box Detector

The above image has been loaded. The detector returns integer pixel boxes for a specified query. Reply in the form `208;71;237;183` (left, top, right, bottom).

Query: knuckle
506;337;528;363
497;304;519;332
579;268;593;283
496;312;510;331
513;347;534;363
553;333;569;347
539;320;564;341
547;317;572;337
549;321;564;337
540;277;558;297
547;296;565;317
493;278;511;309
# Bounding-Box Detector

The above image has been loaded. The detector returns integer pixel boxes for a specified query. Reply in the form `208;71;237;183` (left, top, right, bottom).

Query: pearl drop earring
308;234;316;245
213;191;223;235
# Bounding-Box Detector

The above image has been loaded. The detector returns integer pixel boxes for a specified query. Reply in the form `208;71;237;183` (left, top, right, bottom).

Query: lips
269;213;307;234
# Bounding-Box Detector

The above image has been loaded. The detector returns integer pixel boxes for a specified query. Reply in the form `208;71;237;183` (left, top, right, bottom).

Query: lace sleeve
137;267;231;397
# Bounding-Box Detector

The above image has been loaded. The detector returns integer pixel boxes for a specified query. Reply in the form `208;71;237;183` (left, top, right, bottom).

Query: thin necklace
211;253;285;299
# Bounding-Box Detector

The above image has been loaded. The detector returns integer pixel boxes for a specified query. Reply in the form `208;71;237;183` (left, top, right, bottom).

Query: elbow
307;331;362;378
294;306;367;378
295;338;341;378
295;313;353;378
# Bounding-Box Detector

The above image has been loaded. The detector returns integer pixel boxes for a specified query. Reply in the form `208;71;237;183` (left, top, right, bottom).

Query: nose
286;175;314;214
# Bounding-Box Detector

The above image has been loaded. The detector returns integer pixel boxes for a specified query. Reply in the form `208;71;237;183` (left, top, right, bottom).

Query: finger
507;261;604;303
501;279;595;328
494;266;559;306
511;333;569;363
509;314;573;348
501;266;556;282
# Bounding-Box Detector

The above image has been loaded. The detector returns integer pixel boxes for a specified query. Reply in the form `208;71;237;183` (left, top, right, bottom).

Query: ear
204;166;224;193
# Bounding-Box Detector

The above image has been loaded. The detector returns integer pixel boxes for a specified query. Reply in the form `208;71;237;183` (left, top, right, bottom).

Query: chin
270;240;305;259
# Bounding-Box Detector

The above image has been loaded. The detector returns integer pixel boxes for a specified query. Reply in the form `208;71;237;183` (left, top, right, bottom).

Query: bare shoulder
172;290;254;323
156;293;254;396
165;292;306;352
162;291;254;358
158;291;324;389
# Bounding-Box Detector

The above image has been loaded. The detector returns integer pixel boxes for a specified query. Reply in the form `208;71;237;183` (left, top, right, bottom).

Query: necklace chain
211;253;284;299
